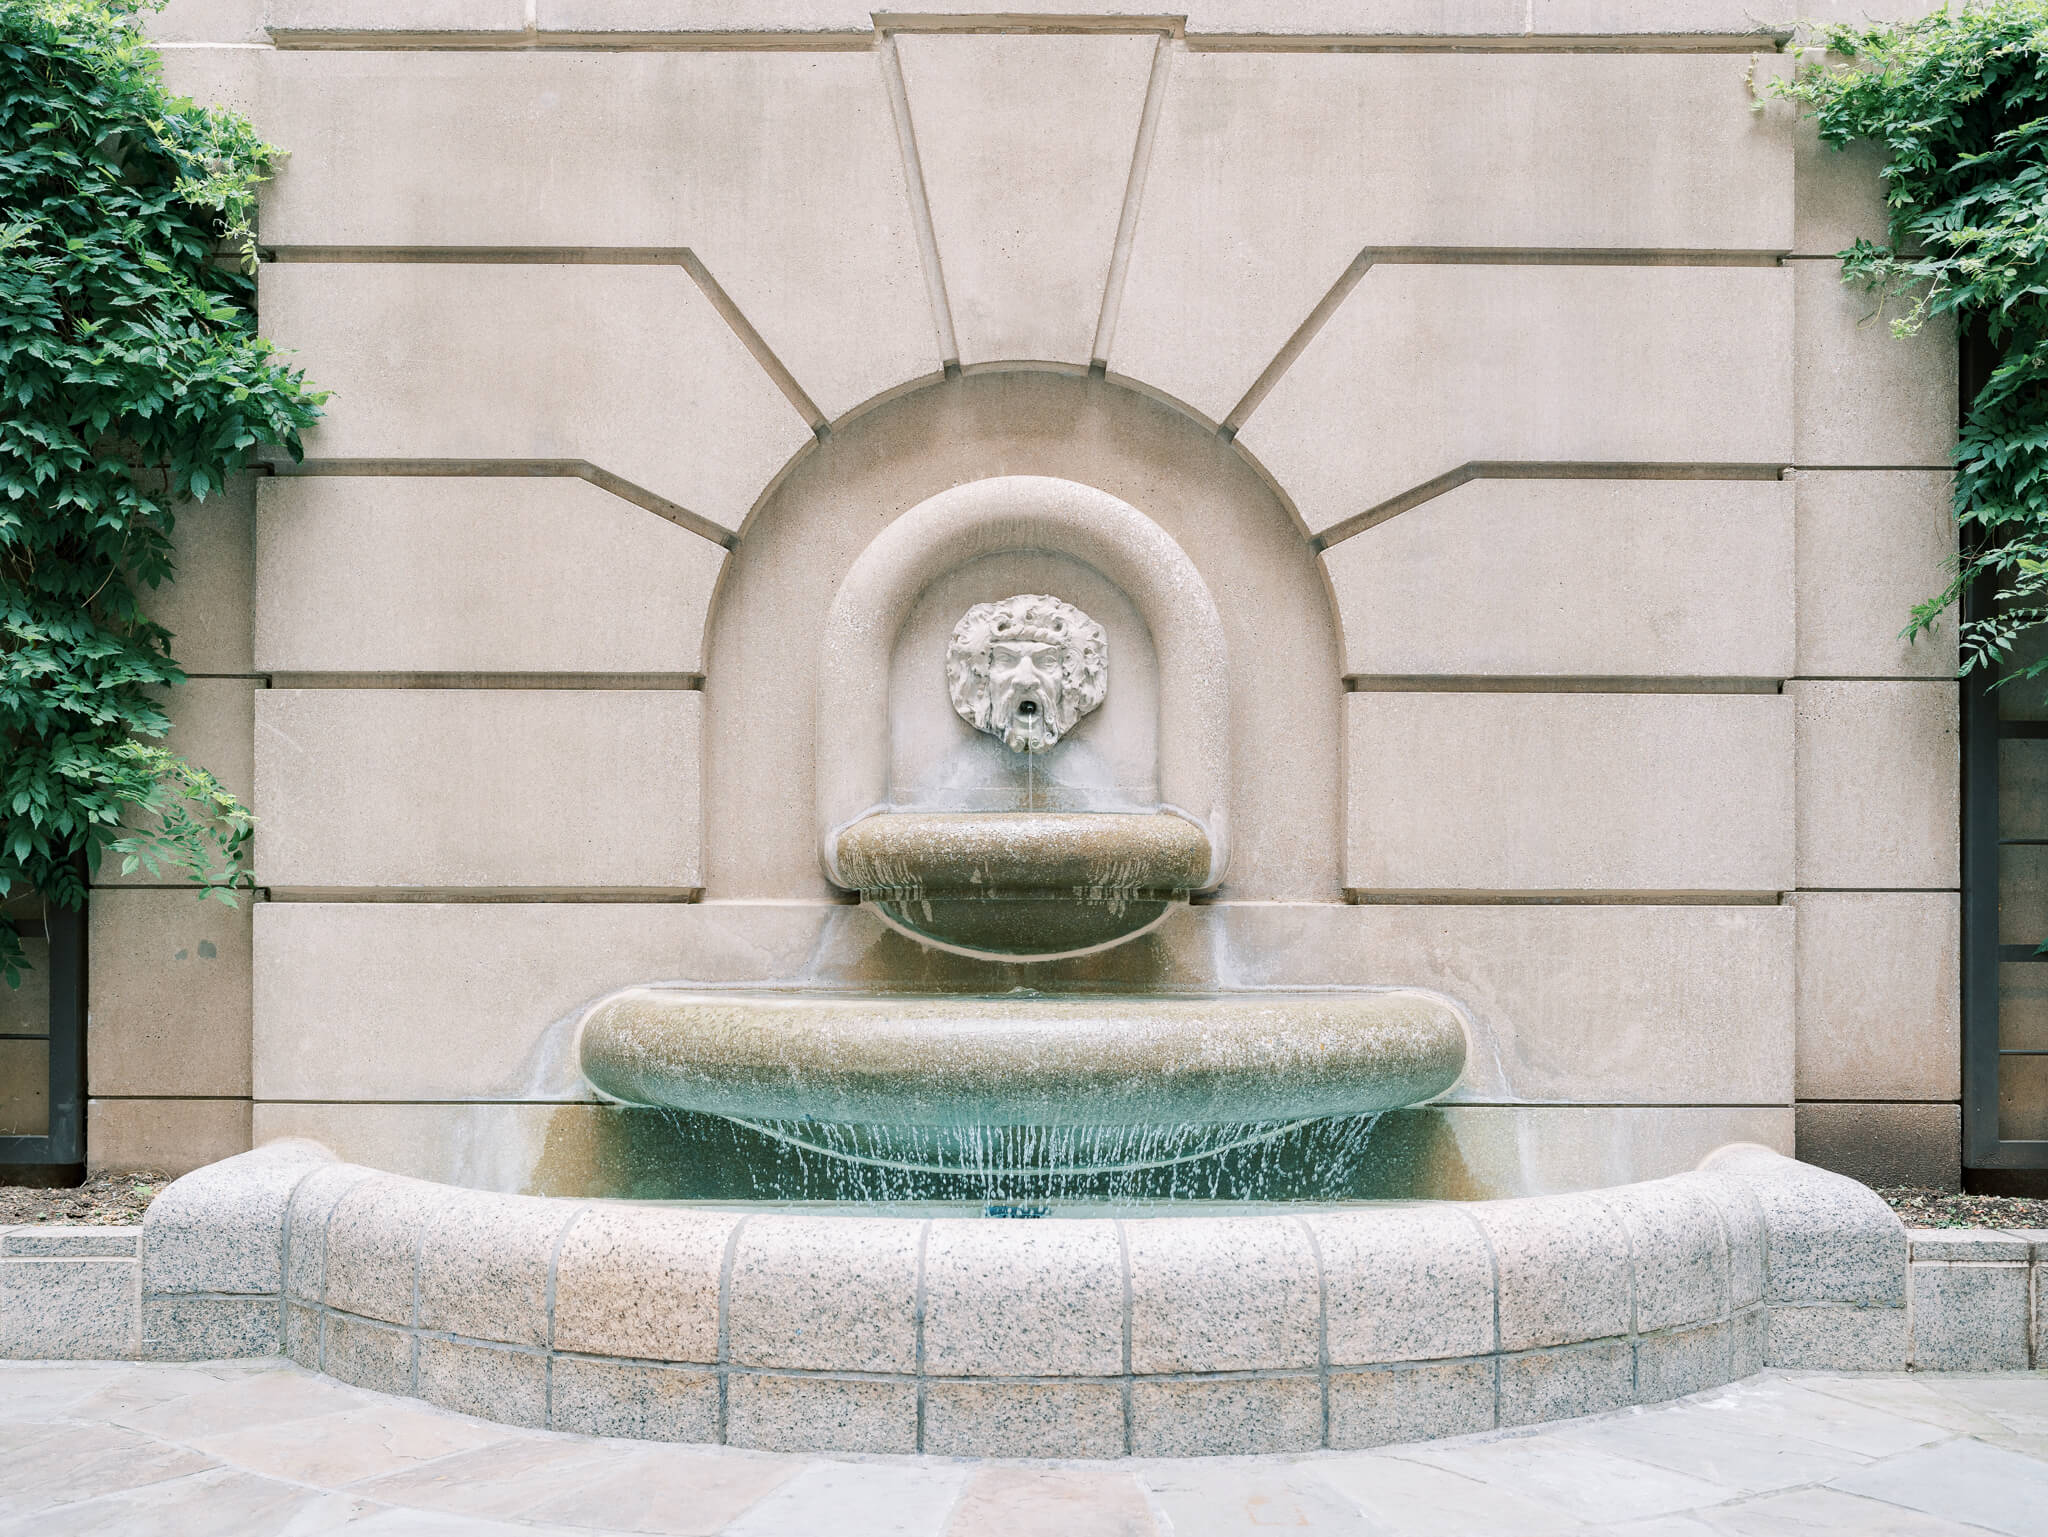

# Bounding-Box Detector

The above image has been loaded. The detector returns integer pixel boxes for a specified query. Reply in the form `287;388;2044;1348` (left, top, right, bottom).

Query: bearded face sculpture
946;595;1107;754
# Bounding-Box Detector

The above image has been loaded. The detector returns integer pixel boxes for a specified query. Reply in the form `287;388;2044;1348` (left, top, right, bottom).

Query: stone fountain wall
59;0;1961;1191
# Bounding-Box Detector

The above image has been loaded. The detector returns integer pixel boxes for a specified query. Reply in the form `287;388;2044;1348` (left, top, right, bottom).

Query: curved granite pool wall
126;1141;1909;1458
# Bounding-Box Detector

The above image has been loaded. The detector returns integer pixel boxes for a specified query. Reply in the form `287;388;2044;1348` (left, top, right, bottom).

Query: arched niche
700;370;1343;908
815;476;1230;892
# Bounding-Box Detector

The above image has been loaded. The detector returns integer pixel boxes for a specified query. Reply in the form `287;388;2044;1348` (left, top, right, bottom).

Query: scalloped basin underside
577;989;1467;1129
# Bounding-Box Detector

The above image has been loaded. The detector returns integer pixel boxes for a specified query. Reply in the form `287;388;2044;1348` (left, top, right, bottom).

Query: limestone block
1794;259;1956;468
1124;1216;1320;1373
1598;1178;1728;1333
724;1374;917;1455
153;40;267;120
88;889;252;1099
1472;1194;1632;1351
549;1358;719;1443
251;901;841;1102
255;478;724;676
141;1296;278;1361
1128;1378;1322;1458
1496;1340;1635;1429
266;0;526;33
1792;680;1959;889
1116;52;1791;421
1700;1144;1907;1306
1794;471;1956;679
98;677;256;888
551;1205;733;1363
1346;692;1794;893
0;1258;139;1359
1212;903;1794;1106
252;690;702;892
1323;479;1794;680
1795;1102;1961;1191
139;477;254;676
259;264;810;532
895;33;1157;366
87;1097;252;1176
1794;892;1960;1101
141;1139;331;1296
1327;1361;1496;1451
727;1216;921;1373
252;52;935;421
536;0;869;29
922;1221;1123;1377
1240;266;1792;536
1186;0;1526;30
1308;1205;1495;1364
416;1192;574;1348
417;1337;547;1428
921;1382;1126;1460
1532;0;1950;32
1766;1304;1909;1370
1795;132;1893;258
146;0;265;42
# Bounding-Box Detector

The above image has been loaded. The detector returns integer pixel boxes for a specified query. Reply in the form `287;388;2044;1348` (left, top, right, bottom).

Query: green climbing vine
1773;2;2048;684
0;0;322;986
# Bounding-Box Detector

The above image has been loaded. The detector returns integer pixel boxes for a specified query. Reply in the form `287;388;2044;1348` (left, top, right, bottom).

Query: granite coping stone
12;1141;2017;1455
1907;1230;2035;1263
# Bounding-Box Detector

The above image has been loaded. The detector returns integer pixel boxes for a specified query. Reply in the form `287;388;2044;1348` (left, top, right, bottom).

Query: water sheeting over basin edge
576;989;1466;1129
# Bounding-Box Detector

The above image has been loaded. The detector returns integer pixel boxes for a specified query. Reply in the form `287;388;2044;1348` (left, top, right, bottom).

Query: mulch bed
0;1171;167;1226
1879;1186;2048;1230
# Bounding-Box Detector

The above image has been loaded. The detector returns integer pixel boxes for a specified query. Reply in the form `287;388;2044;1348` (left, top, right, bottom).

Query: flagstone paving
0;1361;2042;1535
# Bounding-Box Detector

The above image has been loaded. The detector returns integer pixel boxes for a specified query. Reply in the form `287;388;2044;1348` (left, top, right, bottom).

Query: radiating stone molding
895;32;1158;366
252;689;703;892
255;477;724;675
1115;51;1791;421
1240;265;1793;535
258;264;811;532
243;50;936;420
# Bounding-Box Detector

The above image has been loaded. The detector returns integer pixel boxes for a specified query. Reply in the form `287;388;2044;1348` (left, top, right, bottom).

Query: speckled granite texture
3;1141;2041;1457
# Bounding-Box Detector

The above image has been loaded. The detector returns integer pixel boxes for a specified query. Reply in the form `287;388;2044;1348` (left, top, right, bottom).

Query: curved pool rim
131;1141;1909;1458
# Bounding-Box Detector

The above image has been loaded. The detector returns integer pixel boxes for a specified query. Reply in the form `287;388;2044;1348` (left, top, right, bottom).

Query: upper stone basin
831;811;1212;958
577;988;1467;1128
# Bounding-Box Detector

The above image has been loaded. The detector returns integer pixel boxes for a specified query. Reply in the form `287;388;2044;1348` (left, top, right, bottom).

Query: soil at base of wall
0;1172;166;1225
1880;1187;2048;1230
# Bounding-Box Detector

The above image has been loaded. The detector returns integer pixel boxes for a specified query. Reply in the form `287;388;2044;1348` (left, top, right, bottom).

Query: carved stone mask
946;594;1107;754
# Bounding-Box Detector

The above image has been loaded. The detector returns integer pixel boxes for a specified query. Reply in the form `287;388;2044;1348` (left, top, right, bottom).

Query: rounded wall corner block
81;1142;1940;1457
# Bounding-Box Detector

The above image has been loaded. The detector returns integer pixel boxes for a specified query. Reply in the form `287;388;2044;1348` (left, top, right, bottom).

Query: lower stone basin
830;811;1213;958
577;988;1467;1128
